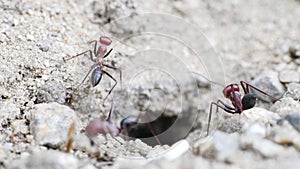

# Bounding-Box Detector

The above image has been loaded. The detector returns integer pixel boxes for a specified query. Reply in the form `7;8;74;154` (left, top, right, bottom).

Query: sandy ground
0;0;300;169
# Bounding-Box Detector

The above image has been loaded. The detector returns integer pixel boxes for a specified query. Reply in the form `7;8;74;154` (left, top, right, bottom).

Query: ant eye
242;93;257;110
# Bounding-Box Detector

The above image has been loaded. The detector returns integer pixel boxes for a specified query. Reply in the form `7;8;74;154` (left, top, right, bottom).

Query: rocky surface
1;0;300;169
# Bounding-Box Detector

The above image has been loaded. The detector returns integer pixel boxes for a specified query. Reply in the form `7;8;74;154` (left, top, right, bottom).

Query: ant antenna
191;71;224;87
106;100;115;124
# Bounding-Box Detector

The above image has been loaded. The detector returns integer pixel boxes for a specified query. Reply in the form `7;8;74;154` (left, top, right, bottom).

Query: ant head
242;93;257;110
120;116;138;132
100;36;112;46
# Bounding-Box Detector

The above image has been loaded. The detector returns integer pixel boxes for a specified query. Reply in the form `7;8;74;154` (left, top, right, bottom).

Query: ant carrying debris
206;81;281;135
85;102;173;146
85;101;119;144
63;35;122;100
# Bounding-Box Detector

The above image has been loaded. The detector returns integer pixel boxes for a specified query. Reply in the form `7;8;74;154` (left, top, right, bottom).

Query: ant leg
240;81;280;101
140;104;168;146
64;50;95;62
74;65;96;91
230;84;243;112
146;122;162;146
216;99;239;119
207;101;237;136
106;101;115;124
217;100;236;110
103;48;113;58
103;64;122;89
86;40;98;56
102;70;117;101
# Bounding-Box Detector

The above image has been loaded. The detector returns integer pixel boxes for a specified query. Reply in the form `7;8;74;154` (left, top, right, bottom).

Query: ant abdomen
91;66;103;87
86;119;119;139
242;93;257;110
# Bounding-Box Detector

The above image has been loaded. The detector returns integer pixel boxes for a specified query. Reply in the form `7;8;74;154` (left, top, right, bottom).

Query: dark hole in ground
124;113;178;146
289;47;300;59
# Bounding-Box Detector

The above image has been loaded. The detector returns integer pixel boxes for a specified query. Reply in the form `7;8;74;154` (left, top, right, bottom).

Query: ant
85;101;119;144
85;101;164;146
207;81;280;135
63;35;122;100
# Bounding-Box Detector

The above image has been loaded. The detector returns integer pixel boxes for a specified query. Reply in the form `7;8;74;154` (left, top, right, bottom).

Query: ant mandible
64;36;122;100
207;81;280;135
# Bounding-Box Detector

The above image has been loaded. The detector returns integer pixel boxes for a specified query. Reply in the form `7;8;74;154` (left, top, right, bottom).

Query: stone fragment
242;107;280;125
241;136;284;158
193;131;240;161
270;120;300;151
251;72;285;102
213;131;240;161
284;82;300;100
278;114;300;133
279;70;300;83
30;102;77;147
270;97;300;116
243;123;266;138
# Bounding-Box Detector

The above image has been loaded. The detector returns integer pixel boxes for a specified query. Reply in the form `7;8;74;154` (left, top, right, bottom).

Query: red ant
85;101;164;146
207;81;280;135
64;36;122;100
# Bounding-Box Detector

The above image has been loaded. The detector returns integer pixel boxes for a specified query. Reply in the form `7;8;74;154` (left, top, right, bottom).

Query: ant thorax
223;84;239;98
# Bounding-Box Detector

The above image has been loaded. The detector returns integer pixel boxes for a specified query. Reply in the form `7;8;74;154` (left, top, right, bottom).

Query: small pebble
241;135;284;158
284;82;300;100
26;34;34;41
213;131;240;161
193;131;240;161
278;114;300;133
0;100;21;120
251;71;285;102
11;119;29;134
243;123;266;138
73;134;95;153
242;107;280;124
270;120;300;151
279;70;300;83
38;40;52;52
0;86;11;99
270;97;300;116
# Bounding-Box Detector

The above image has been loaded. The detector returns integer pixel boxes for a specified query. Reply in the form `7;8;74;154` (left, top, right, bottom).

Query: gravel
7;150;79;169
1;0;300;168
